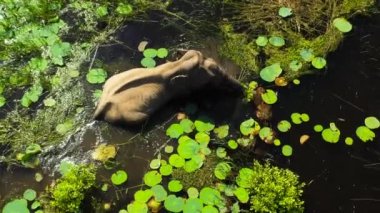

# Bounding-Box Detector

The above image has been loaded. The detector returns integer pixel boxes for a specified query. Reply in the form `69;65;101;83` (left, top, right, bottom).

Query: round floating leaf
169;154;185;168
141;57;156;68
134;189;153;203
144;171;162;187
180;119;194;133
0;96;6;107
213;125;229;139
166;123;184;139
260;63;283;82
177;140;200;159
322;128;340;143
291;113;302;124
195;132;210;144
199;187;223;206
86;68;107;84
187;187;199;198
289;60;302;72
236;168;254;188
183;198;203;213
119;210;128;213
157;48;169;58
194;116;215;132
282;145;293;157
160;164;173;176
269;36;285;47
168;180;183;192
214;162;231;180
300;49;314;62
365;116;380;129
68;70;80;78
2;199;29;213
312;57;327;69
278;7;292;17
35;173;43;182
277;120;291;132
150;159;161;169
127;202;148;213
43;98;56;107
31;201;40;210
96;6;108;17
356;126;375;142
184;156;204;173
261;89;278;104
101;183;108;192
202;205;218;213
240;118;260;136
111;170;128;185
228;140;238;149
333;18;352;33
314;124;324;132
293;79;301;85
301;113;310;122
151;185;167;202
164;145;174;153
256;36;268;47
259;127;274;142
234;187;249;203
345;137;354;145
164;195;185;212
116;3;133;15
274;139;281;146
216;147;227;158
26;144;42;155
23;189;37;201
143;48;158;58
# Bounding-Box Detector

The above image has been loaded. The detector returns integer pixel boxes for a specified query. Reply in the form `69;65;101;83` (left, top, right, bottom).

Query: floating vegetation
277;120;292;132
261;89;278;104
92;144;117;162
321;123;341;143
333;18;353;33
259;63;283;82
364;116;380;129
282;145;293;157
111;170;128;185
141;47;169;68
278;7;293;18
86;68;108;84
255;36;268;47
356;126;375;142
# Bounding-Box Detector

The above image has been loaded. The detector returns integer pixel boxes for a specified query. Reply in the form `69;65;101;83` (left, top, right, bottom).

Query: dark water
1;13;380;213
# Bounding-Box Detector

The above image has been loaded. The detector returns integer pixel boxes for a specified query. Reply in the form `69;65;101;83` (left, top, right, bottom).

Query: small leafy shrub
237;161;305;212
50;164;96;213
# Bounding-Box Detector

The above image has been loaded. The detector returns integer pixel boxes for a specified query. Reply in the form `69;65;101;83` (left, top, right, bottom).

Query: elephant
93;50;243;125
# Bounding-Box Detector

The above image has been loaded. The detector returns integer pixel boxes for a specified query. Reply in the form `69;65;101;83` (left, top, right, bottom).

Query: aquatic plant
2;199;29;213
333;18;353;33
111;170;128;185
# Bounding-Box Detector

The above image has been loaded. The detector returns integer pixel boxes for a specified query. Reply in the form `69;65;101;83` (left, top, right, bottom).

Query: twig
88;44;99;71
332;93;365;113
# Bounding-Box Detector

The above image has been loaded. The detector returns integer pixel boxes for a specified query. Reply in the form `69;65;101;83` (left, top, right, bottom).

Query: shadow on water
1;12;380;213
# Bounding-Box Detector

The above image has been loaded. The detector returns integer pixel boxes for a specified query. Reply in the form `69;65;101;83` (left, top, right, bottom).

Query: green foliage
151;185;168;202
143;171;162;187
277;120;291;132
111;170;128;185
269;36;285;47
260;63;282;82
356;126;375;142
166;123;184;138
50;164;96;213
241;161;304;212
214;162;231;180
21;85;43;108
282;145;293;157
23;189;37;201
322;123;341;143
278;7;293;18
164;195;185;212
256;36;268;47
311;57;327;69
86;68;107;84
2;199;29;213
333;18;353;33
240;118;260;136
168;180;183;192
364;116;379;129
261;89;277;104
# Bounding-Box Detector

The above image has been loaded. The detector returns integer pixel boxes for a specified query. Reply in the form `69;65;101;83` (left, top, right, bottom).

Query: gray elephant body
93;50;242;125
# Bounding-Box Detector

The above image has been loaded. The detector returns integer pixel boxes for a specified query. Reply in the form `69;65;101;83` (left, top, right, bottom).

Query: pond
1;4;380;213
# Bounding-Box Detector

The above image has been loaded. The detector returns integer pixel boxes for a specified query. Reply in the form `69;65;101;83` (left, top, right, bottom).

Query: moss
339;0;375;16
171;153;220;189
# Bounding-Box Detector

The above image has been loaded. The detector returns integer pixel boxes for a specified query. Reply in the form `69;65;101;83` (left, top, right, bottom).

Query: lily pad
213;125;229;139
116;3;133;15
240;118;260;136
261;89;277;104
300;48;314;62
260;63;283;82
151;185;167;202
127;202;148;213
259;127;274;142
23;189;37;201
202;205;218;213
345;137;354;145
234;187;249;203
199;187;223;206
236;168;254;188
289;60;302;72
180;119;194;133
356;126;375;142
364;116;380;129
150;159;161;169
277;120;291;132
187;187;199;198
164;145;174;153
216;147;227;158
278;7;292;17
195;132;210;144
256;36;268;47
141;57;156;68
228;140;238;149
160;164;173;176
134;189;153;203
166;123;184;139
25;144;42;155
322;126;341;143
169;154;185;168
290;113;302;124
184;156;204;173
86;68;107;84
333;17;352;33
143;48;158;58
2;199;29;213
183;198;203;213
157;48;169;58
314;124;324;132
194;116;215;132
269;36;285;47
311;57;327;69
214;162;231;180
143;171;162;187
111;170;128;185
43;98;56;107
282;145;293;156
168;180;183;192
177;140;200;159
164;195;185;212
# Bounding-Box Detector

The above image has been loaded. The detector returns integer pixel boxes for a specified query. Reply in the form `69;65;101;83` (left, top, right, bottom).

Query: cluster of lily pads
2;189;41;213
140;47;169;68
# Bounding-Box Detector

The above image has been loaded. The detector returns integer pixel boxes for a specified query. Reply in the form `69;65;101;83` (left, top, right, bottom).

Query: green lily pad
25;144;42;155
164;145;174;153
183;198;203;213
322;126;340;143
96;6;108;17
293;79;301;85
277;120;291;132
289;60;302;72
23;189;37;201
333;17;352;33
199;187;223;206
260;63;283;82
86;68;107;84
301;113;310;122
164;195;185;212
312;57;327;69
269;36;285;47
184;156;204;173
202;205;218;213
141;57;156;68
143;171;162;187
169;154;185;168
35;173;43;182
261;89;277;104
240;118;260;136
274;139;281;146
216;147;227;158
180;119;194;133
214;162;231;180
300;48;314;62
111;170;128;185
278;7;292;17
187;187;199;198
290;113;302;124
55;119;74;135
143;48;158;58
194;116;215;132
157;48;169;58
127;202;148;213
195;132;210;144
213;125;229;139
151;185;167;202
116;3;133;15
2;199;29;213
356;126;375;142
150;159;161;169
31;201;41;210
134;189;153;203
166;123;184;139
228;140;238;149
259;127;274;142
160;164;173;176
168;180;183;192
256;36;268;47
177;139;200;159
282;145;293;157
314;124;324;132
234;187;249;203
345;137;354;145
236;168;254;188
364;116;380;129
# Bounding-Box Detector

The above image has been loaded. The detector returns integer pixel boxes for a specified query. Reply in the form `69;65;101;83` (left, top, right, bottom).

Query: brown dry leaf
300;134;310;144
177;112;187;120
92;144;117;162
275;77;288;87
138;41;149;52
